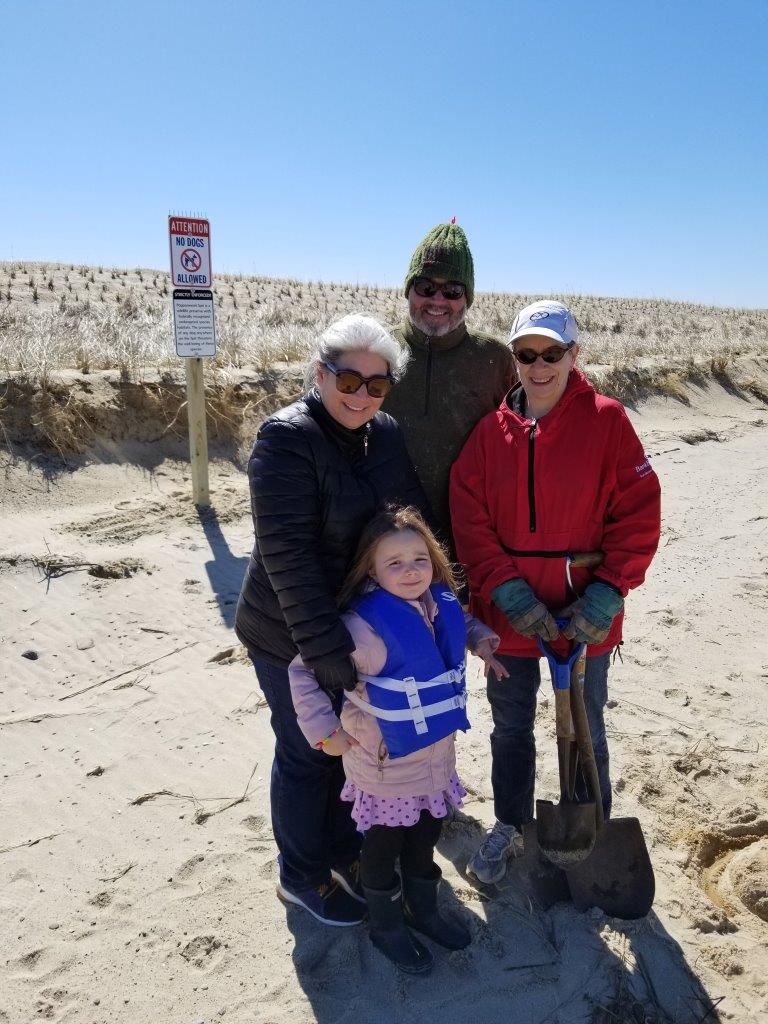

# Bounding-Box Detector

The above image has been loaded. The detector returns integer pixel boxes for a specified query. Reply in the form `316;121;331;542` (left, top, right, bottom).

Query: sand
1;371;767;1024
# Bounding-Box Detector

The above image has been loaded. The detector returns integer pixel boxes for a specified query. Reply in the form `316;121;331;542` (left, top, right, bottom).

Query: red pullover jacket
450;369;661;657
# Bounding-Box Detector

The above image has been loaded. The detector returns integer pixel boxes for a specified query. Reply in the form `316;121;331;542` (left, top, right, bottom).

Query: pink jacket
288;589;499;797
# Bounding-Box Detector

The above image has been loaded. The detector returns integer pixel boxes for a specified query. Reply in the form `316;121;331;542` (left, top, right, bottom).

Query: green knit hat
404;221;475;306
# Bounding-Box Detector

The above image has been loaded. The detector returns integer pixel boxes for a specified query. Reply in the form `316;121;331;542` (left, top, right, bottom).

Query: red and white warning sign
168;217;213;288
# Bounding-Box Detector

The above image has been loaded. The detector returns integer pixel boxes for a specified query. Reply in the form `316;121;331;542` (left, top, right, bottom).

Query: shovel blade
509;822;570;910
566;817;655;920
535;798;597;868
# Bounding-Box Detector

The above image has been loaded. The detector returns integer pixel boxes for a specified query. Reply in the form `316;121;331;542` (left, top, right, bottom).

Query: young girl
289;506;506;975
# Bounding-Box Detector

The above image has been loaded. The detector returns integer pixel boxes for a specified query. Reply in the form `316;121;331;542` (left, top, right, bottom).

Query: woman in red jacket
449;300;661;885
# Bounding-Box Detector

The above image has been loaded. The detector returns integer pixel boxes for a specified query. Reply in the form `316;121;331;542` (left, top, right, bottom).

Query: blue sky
2;0;766;307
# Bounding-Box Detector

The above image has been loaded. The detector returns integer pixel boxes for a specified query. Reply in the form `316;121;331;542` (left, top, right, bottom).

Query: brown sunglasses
323;362;394;398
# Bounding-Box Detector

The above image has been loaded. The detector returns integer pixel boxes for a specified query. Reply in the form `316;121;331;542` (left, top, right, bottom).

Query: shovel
565;671;655;919
535;633;597;868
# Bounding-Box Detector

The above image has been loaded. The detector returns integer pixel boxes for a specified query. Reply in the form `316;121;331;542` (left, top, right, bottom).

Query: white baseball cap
509;300;579;347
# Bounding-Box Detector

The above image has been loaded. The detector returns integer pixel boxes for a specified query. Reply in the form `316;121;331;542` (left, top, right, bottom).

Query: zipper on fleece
528;419;537;532
423;340;432;415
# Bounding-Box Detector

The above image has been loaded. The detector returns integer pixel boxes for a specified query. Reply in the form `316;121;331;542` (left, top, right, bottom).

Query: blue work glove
562;581;624;644
491;578;559;642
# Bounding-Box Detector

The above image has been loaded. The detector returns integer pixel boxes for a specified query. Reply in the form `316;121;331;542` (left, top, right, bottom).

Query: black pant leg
360;825;406;890
401;811;443;879
252;655;361;892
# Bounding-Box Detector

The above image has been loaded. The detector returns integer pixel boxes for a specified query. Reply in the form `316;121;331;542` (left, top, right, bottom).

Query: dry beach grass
2;259;768;378
1;260;767;459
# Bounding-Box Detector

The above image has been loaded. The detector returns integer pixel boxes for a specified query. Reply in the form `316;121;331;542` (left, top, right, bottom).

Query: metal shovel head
535;797;597;868
566;816;655;920
512;822;570;910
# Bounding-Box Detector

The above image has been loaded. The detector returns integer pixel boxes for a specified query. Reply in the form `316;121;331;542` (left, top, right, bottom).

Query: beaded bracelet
314;726;341;750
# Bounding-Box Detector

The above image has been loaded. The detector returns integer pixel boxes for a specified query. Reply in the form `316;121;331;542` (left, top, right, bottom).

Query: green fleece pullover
384;319;516;549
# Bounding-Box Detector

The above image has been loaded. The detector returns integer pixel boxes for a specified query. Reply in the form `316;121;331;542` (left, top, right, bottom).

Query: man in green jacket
385;221;516;549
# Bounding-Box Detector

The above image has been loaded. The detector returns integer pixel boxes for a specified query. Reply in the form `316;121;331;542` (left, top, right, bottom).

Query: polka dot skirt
341;772;466;833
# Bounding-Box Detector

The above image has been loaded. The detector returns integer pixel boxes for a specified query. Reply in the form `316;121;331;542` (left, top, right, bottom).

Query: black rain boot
363;882;434;975
403;866;472;950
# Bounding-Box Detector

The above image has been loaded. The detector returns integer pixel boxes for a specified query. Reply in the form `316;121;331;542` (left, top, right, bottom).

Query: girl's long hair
338;505;458;609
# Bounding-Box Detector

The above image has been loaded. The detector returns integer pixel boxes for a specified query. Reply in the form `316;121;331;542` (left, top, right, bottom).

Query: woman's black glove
314;656;358;693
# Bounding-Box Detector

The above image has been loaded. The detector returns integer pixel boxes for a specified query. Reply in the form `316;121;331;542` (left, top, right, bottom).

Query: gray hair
303;313;409;390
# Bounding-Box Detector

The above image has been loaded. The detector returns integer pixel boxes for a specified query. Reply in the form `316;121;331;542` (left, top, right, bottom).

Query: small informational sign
168;217;213;288
172;289;217;357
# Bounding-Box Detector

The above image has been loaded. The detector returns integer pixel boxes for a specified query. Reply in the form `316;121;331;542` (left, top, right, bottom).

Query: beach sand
1;371;767;1024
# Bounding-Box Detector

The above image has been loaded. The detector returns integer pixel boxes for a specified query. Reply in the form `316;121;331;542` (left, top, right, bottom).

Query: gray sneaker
467;822;524;884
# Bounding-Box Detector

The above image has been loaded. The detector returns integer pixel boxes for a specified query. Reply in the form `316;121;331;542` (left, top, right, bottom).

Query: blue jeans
251;656;361;893
487;652;612;830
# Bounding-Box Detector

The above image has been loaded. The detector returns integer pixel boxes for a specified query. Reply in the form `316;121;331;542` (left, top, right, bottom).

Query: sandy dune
1;373;767;1024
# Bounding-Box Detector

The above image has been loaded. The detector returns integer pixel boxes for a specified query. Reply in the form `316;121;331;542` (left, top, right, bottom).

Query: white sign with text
168;217;213;288
172;289;217;357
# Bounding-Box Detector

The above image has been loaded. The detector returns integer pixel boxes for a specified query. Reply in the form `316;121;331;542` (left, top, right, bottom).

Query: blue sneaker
276;879;366;926
467;822;524;884
331;859;366;903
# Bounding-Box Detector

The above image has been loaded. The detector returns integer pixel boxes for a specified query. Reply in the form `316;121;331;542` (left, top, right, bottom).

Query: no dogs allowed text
168;217;213;288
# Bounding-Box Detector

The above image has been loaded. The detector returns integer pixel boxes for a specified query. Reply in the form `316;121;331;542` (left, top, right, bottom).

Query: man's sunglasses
411;276;466;301
513;342;575;365
323;361;394;398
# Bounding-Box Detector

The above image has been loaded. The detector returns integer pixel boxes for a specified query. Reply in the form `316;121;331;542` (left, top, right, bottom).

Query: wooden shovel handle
554;688;576;802
554;687;574;740
568;550;604;569
546;636;586;807
569;650;605;830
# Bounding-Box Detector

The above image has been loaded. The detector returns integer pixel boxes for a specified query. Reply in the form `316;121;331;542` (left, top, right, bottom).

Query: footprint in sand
14;948;48;974
172;853;207;882
66;501;174;543
179;934;222;969
255;856;279;882
663;687;691;705
242;814;273;842
66;489;248;544
88;890;113;908
699;942;745;977
736;579;768;607
38;987;75;1014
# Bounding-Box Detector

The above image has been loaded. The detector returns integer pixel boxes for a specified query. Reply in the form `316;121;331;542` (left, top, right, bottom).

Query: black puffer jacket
235;390;431;669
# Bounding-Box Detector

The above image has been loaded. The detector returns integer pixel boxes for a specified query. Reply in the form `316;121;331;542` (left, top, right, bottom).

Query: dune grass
1;260;767;382
1;261;766;458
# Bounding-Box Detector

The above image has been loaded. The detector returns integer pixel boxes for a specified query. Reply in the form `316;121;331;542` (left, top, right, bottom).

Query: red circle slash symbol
180;249;202;273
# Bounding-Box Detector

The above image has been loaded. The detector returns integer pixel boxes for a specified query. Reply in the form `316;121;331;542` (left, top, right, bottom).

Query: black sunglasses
323;361;394;398
513;342;575;365
411;276;466;301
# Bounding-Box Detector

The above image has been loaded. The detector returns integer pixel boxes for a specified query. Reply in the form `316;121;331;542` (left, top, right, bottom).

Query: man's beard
409;303;467;338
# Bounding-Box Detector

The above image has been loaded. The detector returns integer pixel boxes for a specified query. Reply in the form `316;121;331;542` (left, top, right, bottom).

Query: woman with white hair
236;313;430;926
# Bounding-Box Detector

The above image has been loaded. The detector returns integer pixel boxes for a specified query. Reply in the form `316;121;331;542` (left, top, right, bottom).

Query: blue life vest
346;583;469;759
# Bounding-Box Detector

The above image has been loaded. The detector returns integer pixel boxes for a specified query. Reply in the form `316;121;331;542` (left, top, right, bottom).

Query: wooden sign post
168;216;215;507
185;356;210;505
